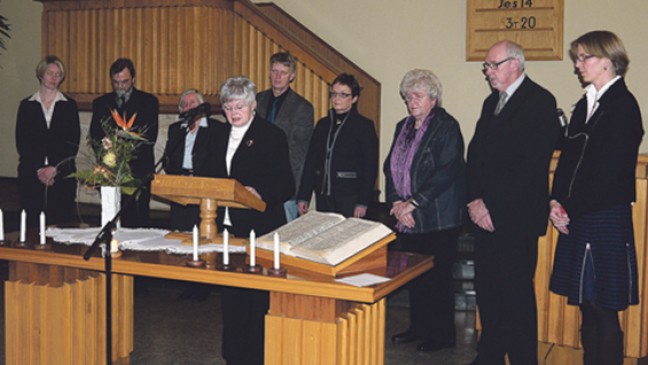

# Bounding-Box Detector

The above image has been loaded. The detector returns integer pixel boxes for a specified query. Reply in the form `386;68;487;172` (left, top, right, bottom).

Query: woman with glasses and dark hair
549;30;643;365
385;69;466;352
16;55;80;226
297;73;378;218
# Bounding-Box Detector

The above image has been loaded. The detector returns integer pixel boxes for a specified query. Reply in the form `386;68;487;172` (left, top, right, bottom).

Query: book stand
151;175;265;247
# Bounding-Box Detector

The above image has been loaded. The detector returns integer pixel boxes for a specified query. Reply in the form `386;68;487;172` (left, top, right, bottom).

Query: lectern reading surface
151;175;265;245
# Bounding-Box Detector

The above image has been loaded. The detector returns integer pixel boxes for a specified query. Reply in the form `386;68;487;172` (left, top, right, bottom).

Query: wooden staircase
38;0;381;130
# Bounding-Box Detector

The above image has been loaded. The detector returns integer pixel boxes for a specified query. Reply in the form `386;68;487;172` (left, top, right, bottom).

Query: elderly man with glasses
465;40;561;365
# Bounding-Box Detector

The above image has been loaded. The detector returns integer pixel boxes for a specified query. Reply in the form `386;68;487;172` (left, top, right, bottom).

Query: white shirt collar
29;90;68;103
503;73;526;99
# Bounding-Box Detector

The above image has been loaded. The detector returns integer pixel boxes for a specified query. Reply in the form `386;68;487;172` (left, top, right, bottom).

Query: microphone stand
82;111;204;365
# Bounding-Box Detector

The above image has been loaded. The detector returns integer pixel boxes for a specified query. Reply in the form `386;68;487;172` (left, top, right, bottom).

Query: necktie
117;95;127;112
494;91;507;116
267;99;278;123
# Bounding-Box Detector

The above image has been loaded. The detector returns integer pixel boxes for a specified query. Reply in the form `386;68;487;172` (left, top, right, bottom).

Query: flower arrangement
71;110;147;195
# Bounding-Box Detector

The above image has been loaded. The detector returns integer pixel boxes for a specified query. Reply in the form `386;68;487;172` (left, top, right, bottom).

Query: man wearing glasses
256;52;314;222
465;40;560;365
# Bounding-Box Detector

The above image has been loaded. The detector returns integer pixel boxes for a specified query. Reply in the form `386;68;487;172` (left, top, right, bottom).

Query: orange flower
110;109;137;131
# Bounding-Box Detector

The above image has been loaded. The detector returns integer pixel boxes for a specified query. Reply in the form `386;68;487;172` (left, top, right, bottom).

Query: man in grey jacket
256;52;314;222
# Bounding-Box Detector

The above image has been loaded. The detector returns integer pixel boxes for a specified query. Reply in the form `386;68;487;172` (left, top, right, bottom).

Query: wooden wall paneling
346;310;357;365
319;81;329;121
337;317;349;365
626;178;647;357
535;231;550;341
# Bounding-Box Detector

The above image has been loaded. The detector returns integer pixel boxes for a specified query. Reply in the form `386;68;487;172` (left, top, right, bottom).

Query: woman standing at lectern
215;76;294;365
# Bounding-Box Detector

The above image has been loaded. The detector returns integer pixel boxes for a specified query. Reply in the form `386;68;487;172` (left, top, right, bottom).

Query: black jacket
298;107;378;207
467;77;560;236
163;117;225;177
215;115;295;236
551;78;643;219
384;107;466;232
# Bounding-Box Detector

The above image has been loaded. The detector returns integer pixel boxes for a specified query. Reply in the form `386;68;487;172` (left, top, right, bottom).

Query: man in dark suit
256;52;313;222
90;58;159;227
466;40;560;365
163;89;225;231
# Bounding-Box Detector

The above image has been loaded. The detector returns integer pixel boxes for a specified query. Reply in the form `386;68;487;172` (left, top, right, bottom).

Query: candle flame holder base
186;259;206;268
244;264;263;274
34;243;51;250
267;267;287;278
14;241;29;248
217;263;236;271
0;239;12;246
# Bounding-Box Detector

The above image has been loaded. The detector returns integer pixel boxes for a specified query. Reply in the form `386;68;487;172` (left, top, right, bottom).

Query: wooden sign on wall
466;0;563;61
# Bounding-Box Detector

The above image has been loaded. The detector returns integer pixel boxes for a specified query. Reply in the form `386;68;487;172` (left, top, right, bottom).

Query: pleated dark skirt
549;204;639;310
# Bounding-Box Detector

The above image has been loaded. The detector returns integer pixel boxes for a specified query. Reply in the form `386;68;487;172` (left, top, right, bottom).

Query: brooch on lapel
246;139;254;147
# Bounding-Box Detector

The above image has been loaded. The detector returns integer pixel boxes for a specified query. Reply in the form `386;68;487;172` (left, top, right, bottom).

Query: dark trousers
580;301;624;365
221;287;268;365
18;175;76;227
316;194;357;218
473;230;539;365
169;203;200;232
398;227;460;344
120;181;151;228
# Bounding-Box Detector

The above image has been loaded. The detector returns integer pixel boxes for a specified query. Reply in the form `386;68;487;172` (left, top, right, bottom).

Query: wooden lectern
151;175;265;244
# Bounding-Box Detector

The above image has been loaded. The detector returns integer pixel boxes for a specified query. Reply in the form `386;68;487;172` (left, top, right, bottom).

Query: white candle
192;225;199;261
249;230;256;267
0;208;5;241
20;210;26;242
110;239;119;254
273;232;280;270
223;229;230;265
39;211;46;244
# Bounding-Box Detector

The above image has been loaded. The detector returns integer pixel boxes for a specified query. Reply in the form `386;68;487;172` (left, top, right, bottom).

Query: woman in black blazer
549;31;643;365
216;76;294;365
15;55;80;226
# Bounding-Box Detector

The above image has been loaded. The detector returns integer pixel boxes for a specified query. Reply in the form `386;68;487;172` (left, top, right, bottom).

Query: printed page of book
290;218;392;265
257;211;346;253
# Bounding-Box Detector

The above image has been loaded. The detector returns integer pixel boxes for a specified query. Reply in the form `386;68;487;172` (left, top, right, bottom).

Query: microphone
179;102;211;121
557;108;567;127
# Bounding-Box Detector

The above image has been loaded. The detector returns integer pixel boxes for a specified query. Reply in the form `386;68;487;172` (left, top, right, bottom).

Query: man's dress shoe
391;330;419;344
416;340;455;352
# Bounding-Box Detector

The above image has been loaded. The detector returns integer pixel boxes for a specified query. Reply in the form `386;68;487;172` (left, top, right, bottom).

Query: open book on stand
257;211;393;266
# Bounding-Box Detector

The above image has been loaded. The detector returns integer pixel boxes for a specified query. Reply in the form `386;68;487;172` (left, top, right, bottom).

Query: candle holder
34;243;51;250
185;259;206;268
217;263;236;271
0;239;11;246
267;267;287;278
243;264;263;274
13;241;29;248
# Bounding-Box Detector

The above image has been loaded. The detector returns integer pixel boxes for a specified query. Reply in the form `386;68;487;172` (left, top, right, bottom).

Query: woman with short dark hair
297;73;378;218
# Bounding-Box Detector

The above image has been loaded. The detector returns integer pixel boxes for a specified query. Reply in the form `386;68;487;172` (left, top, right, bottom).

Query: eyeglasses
482;57;514;71
223;104;249;113
329;92;352;99
574;54;596;63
